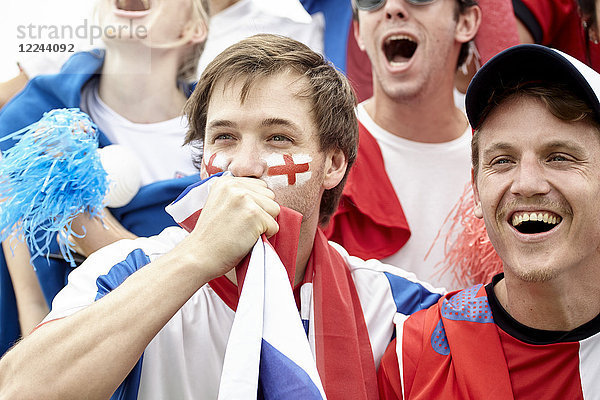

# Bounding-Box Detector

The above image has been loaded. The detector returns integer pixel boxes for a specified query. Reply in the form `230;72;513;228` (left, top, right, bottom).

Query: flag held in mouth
165;173;327;399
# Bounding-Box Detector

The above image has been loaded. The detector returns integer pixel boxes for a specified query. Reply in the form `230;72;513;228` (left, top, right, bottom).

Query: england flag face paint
263;153;312;189
203;152;229;177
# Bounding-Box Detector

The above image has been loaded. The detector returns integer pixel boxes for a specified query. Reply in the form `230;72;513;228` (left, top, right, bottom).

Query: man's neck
365;84;468;144
292;217;318;286
495;268;600;331
98;45;187;123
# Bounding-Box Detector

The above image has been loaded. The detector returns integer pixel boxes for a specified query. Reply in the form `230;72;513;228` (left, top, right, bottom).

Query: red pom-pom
433;184;503;287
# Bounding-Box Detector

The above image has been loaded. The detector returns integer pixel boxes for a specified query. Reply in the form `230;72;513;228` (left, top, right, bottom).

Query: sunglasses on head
355;0;436;11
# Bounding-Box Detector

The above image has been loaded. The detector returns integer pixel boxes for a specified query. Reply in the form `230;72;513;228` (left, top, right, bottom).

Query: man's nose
383;0;409;20
227;143;267;179
510;156;551;198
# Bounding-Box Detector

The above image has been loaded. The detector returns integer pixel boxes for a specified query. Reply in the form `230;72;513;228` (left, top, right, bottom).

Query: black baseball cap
466;44;600;129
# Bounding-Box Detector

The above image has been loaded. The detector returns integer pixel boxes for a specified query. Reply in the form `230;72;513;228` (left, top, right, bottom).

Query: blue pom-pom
0;108;108;267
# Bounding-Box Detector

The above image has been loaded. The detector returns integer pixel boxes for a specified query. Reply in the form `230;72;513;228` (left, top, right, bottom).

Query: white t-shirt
44;226;443;399
80;78;198;186
356;103;472;290
197;0;324;74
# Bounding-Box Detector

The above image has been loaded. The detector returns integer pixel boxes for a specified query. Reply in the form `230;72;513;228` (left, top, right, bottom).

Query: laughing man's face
473;95;600;283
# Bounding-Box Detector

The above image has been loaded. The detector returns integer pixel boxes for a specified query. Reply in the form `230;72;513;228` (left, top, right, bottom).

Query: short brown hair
472;82;597;179
184;34;358;225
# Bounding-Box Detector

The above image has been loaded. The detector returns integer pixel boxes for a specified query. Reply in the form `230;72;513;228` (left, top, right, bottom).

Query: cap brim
466;44;600;129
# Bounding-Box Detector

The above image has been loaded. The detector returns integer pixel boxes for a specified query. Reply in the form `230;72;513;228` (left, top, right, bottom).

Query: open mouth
116;0;151;12
383;35;418;66
511;212;562;234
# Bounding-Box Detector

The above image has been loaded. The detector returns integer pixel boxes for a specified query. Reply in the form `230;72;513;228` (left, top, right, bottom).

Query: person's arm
2;234;49;336
66;209;138;258
2;207;136;336
0;177;280;400
0;71;28;109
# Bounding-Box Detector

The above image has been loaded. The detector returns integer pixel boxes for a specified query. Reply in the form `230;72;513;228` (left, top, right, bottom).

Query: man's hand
176;176;280;281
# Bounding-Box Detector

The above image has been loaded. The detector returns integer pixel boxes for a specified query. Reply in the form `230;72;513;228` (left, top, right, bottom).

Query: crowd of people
0;0;599;399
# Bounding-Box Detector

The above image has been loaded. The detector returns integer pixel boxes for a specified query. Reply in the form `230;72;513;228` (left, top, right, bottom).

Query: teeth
386;35;415;44
511;212;562;227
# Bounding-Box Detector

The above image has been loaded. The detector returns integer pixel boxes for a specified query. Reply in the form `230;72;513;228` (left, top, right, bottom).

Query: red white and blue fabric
167;172;374;399
377;284;600;399
219;237;326;399
165;171;229;232
42;174;443;399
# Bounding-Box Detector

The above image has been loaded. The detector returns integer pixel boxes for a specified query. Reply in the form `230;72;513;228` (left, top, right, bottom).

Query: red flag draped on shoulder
324;122;411;260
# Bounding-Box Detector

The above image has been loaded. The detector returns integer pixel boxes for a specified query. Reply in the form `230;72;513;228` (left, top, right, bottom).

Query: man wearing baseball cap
377;43;600;399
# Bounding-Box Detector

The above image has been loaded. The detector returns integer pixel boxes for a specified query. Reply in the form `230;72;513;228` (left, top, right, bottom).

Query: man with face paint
0;34;443;400
377;44;600;399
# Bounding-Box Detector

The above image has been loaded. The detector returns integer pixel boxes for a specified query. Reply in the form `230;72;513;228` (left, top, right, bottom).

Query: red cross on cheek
267;154;310;185
204;153;224;176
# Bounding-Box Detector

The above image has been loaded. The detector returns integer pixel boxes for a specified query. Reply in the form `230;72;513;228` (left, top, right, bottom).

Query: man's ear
472;168;483;219
455;5;482;44
353;18;366;51
323;148;348;190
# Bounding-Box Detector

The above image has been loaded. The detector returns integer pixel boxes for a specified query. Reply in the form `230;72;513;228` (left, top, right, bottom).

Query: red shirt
378;274;600;399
